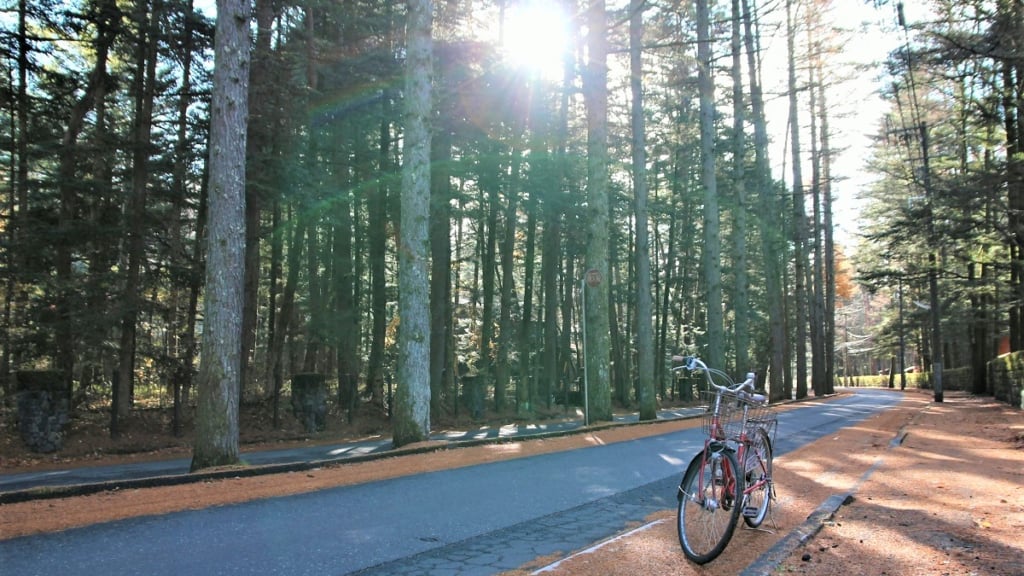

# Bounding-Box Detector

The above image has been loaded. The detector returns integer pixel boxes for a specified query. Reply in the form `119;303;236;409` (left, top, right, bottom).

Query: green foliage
853;0;1020;381
2;0;875;439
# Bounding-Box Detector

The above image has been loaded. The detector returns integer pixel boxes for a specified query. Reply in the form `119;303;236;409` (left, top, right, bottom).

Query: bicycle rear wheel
676;447;743;564
742;427;773;528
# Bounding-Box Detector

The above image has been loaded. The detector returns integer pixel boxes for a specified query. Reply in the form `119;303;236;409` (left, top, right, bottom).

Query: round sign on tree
585;268;602;287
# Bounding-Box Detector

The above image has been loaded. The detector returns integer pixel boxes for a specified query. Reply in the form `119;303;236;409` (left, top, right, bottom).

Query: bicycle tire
742;427;773;528
676;446;743;564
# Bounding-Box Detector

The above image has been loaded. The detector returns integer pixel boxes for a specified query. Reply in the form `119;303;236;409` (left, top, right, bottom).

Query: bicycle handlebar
671;356;766;403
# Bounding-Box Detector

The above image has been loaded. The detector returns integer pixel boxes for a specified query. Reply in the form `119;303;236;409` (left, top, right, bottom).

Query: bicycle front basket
699;390;753;440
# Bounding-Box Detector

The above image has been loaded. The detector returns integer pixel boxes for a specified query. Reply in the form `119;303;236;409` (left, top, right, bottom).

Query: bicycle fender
677;452;704;502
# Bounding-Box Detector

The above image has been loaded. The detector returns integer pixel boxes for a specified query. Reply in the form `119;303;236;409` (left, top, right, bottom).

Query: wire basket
699;390;772;441
746;414;778;447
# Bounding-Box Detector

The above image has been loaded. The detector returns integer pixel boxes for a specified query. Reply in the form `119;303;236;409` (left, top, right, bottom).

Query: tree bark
816;50;837;395
430;102;453;419
191;0;251;471
117;0;161;419
366;97;392;410
583;0;612;423
53;0;119;417
743;0;786;399
806;18;826;396
730;0;750;375
497;142;521;415
786;0;808;400
240;0;278;399
169;0;198;436
270;216;304;428
335;128;359;422
630;0;655;420
697;0;724;371
480;145;499;412
393;0;433;447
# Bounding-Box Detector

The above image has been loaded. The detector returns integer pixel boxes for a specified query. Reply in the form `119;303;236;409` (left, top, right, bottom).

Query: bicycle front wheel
676;447;743;564
742;427;773;528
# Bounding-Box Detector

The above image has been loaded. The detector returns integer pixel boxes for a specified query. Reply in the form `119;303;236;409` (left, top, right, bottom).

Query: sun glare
501;1;570;80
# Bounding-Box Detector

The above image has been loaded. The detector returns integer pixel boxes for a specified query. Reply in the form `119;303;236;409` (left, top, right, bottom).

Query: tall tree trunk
541;208;561;409
697;0;724;370
743;0;785;398
806;19;826;396
657;211;677;399
335;129;359;422
583;0;612;423
542;2;576;410
517;73;541;415
393;0;433;447
1003;8;1023;349
265;200;282;391
183;173;207;414
117;0;160;419
54;0;119;416
630;0;656;421
786;0;808;400
480;147;499;412
730;0;750;375
303;220;323;373
561;254;576;406
816;52;836;395
518;190;537;414
270;216;304;428
191;0;251;471
4;0;32;395
80;6;115;401
169;0;197;436
497;142;522;415
518;86;541;414
366;101;392;409
241;0;277;399
609;236;627;405
300;7;322;376
430;110;453;419
969;263;988;394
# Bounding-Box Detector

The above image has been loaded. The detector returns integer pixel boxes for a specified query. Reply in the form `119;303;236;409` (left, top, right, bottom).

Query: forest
1;0;1021;466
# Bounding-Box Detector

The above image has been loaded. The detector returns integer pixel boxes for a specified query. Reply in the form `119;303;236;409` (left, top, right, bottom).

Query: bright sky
500;0;571;81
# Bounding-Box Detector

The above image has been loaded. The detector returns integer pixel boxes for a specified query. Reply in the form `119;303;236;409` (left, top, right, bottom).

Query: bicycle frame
690;416;769;510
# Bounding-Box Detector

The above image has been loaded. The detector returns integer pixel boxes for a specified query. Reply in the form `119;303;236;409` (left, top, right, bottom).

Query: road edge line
530;519;669;574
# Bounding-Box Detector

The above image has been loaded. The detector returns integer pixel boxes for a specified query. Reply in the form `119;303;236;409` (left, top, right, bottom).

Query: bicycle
672;356;777;564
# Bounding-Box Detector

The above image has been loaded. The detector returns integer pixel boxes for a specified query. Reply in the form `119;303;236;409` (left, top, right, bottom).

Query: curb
739;493;851;575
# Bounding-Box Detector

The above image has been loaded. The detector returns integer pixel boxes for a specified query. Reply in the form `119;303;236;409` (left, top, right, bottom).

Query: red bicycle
673;356;777;564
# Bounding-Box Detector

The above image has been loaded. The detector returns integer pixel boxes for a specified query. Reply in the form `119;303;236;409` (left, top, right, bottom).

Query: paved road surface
0;389;902;576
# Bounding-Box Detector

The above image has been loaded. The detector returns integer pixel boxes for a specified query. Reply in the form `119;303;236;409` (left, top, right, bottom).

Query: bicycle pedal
742;506;759;518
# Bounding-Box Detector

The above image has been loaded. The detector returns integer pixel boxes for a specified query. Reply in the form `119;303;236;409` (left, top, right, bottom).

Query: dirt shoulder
2;390;1022;576
779;393;1024;576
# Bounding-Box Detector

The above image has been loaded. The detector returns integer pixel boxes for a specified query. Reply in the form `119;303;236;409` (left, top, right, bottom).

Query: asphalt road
0;389;902;576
